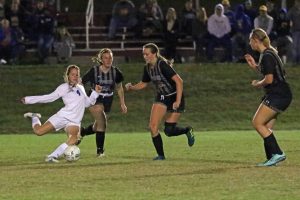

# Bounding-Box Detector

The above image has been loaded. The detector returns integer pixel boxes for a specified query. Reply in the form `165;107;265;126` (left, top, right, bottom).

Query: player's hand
125;83;132;91
95;84;102;93
172;101;180;110
20;97;25;104
244;54;257;69
120;104;127;114
251;80;261;88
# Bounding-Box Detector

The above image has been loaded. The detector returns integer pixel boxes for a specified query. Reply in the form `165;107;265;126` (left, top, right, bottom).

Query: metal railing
85;0;94;49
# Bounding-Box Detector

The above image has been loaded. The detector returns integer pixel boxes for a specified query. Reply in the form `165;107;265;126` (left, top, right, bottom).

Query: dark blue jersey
142;59;177;95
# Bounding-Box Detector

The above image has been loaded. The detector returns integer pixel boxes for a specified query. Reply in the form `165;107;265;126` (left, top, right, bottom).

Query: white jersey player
21;65;101;163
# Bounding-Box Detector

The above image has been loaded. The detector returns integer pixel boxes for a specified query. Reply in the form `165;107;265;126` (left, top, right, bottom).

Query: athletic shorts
47;114;80;131
95;95;114;113
262;93;292;112
154;93;185;113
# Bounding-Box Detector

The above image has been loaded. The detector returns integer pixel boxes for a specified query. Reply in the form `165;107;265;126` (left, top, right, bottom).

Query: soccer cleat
45;156;59;163
256;153;286;167
24;112;41;119
186;127;195;147
97;149;105;158
97;153;105;158
153;155;166;161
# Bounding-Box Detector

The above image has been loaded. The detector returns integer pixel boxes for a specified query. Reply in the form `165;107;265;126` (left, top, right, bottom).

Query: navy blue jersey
142;59;177;95
258;49;291;96
82;65;124;94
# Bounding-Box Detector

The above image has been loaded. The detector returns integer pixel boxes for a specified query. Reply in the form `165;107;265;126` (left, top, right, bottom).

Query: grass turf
0;131;300;200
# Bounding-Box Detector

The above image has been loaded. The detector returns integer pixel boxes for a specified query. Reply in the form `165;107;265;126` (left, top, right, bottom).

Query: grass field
1;63;300;133
1;131;300;200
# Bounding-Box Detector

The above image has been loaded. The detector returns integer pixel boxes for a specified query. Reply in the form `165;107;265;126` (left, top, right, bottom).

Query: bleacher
67;25;196;62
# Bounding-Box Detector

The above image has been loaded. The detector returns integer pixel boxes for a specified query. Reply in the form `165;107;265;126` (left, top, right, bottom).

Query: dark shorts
154;93;185;113
95;95;114;113
262;93;292;112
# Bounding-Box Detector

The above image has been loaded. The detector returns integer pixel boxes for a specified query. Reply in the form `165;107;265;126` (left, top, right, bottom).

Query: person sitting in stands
108;0;138;40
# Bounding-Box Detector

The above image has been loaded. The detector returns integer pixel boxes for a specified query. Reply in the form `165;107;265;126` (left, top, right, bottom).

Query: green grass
0;131;300;200
1;63;300;133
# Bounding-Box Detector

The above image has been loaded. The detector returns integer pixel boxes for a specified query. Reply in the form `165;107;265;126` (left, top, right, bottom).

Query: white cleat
97;153;105;158
24;112;41;119
45;157;59;163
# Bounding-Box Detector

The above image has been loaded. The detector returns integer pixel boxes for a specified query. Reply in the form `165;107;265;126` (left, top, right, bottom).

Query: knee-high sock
48;143;68;159
152;134;164;157
96;131;105;154
81;124;95;136
264;133;283;158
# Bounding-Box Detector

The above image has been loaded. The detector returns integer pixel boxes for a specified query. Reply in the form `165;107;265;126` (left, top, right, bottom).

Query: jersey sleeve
160;60;177;79
81;67;95;85
261;54;276;75
115;67;124;83
24;83;66;104
142;65;151;82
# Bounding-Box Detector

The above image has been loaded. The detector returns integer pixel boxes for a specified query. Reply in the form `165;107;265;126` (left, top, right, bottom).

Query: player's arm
116;82;127;113
172;74;183;109
125;81;148;91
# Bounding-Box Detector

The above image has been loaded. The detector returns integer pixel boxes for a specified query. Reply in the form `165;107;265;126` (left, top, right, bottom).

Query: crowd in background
1;0;300;65
108;0;300;64
0;0;74;64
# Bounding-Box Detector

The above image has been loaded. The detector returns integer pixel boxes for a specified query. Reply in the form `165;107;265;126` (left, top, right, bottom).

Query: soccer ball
64;145;80;162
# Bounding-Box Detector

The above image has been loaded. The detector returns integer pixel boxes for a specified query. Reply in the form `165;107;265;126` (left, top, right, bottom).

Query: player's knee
164;123;176;137
34;129;45;136
149;123;159;134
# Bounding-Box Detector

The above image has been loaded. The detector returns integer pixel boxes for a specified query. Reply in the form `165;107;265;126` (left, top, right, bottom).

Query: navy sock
264;133;283;158
152;134;164;157
81;124;95;136
96;131;105;154
164;122;189;137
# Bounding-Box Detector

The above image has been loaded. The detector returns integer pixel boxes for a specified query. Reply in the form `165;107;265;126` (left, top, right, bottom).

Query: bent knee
34;129;46;136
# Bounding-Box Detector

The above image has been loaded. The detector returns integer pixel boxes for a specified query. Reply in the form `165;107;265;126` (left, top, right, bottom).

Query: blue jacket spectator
244;0;257;28
232;4;252;62
108;0;138;39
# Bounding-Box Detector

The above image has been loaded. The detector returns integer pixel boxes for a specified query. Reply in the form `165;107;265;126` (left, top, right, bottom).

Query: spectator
10;16;25;64
0;0;8;21
138;0;163;37
254;5;274;35
53;26;75;63
287;0;300;64
272;8;292;64
207;4;232;62
163;7;180;62
33;0;55;64
244;0;257;28
221;0;236;36
56;6;71;27
180;0;196;37
0;18;12;64
108;0;138;40
192;7;208;62
232;4;252;62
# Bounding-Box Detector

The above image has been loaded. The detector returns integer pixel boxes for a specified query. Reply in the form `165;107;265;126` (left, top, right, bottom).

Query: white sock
32;117;41;129
48;143;68;159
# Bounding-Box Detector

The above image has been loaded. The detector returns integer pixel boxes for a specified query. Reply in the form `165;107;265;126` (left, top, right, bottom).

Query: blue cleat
153;155;166;161
186;127;195;147
256;153;286;167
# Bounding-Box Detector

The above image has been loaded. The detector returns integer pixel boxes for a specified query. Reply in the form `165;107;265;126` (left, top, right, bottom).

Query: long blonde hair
92;48;113;64
64;65;80;83
143;43;174;66
250;28;278;53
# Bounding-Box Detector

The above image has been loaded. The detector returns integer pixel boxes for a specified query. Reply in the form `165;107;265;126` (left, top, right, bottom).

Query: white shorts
47;114;81;131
